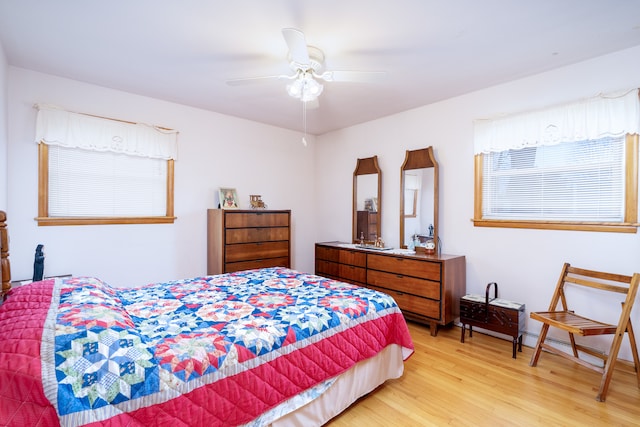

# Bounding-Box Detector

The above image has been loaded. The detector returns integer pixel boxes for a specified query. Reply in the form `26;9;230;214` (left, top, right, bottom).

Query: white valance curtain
473;89;640;154
34;104;178;160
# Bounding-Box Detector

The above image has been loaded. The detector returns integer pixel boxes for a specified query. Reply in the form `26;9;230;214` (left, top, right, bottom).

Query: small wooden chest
460;282;526;358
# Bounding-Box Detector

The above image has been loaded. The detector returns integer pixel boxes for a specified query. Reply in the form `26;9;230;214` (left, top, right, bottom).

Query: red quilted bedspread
0;268;413;426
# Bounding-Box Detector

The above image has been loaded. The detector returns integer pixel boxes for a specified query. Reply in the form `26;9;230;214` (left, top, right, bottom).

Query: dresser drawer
226;227;289;244
225;257;290;273
316;259;339;277
225;241;289;262
225;212;289;228
338;250;366;267
367;254;441;281
316;246;340;262
338;264;366;284
369;284;440;319
367;269;440;300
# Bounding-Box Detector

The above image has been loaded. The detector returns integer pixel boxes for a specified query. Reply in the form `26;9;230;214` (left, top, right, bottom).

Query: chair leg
596;321;630;402
625;321;640;388
568;332;579;358
530;323;550;367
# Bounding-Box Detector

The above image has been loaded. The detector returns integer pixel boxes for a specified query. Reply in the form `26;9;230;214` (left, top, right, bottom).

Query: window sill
472;219;638;233
36;216;176;226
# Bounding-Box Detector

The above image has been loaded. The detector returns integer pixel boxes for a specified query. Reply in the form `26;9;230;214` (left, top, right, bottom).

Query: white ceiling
1;1;640;135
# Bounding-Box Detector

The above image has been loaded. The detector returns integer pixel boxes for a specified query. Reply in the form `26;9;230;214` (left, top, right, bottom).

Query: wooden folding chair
529;263;640;401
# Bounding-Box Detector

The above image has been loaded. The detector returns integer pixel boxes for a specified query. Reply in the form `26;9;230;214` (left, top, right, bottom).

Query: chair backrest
549;263;640;328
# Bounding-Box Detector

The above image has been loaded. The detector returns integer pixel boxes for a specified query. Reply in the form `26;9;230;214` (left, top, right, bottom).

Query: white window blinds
48;145;168;217
481;136;625;221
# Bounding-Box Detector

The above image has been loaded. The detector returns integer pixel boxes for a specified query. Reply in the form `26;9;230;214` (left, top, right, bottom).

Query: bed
0;211;414;426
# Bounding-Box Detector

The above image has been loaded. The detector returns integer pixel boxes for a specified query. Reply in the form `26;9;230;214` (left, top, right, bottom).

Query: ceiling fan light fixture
302;79;323;102
286;78;303;98
287;71;323;102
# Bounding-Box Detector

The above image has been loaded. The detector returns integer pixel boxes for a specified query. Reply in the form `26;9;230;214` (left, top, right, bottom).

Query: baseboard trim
454;320;607;367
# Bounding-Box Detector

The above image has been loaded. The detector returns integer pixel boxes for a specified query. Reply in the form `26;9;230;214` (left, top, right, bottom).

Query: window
35;105;177;226
474;90;639;233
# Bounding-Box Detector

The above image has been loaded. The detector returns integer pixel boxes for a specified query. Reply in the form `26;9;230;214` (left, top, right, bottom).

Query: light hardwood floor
327;321;640;427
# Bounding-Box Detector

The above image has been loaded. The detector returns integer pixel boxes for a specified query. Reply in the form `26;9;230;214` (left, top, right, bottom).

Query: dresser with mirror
316;147;466;336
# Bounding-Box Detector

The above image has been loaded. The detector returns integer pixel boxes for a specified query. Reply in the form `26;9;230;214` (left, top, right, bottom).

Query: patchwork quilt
0;267;414;426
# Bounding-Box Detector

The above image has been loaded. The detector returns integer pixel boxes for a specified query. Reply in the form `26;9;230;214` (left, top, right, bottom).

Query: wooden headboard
0;210;10;297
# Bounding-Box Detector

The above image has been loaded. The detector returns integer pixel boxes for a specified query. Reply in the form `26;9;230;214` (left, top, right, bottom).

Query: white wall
7;68;317;286
315;45;640;360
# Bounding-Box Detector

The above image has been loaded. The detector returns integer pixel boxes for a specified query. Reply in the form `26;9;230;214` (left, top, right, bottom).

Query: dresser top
316;241;465;261
208;209;291;213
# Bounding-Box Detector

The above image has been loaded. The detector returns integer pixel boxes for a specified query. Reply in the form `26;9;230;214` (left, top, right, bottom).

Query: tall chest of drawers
208;209;291;274
315;242;465;336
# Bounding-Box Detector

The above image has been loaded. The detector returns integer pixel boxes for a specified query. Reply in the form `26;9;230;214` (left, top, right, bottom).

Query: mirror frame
399;147;439;250
353;156;382;243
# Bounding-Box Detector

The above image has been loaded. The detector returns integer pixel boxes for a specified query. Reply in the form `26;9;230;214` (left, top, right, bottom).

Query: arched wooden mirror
400;147;439;251
353;156;382;244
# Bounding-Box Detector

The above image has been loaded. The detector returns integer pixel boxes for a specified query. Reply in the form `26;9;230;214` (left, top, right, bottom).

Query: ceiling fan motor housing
289;45;325;73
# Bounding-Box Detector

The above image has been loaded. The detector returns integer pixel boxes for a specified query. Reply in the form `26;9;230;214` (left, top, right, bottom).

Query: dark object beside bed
459;282;525;358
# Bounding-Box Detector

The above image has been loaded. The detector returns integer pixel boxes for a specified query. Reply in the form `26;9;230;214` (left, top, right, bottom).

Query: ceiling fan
226;28;386;109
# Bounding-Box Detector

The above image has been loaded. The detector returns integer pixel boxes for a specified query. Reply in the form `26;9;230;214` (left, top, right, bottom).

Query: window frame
36;143;176;226
473;134;638;233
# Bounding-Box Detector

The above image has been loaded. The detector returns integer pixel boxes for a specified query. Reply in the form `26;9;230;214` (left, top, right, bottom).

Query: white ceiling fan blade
282;28;310;67
226;74;296;86
317;70;387;83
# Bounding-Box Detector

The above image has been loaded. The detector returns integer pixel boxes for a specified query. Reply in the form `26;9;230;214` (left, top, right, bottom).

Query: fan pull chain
302;100;308;146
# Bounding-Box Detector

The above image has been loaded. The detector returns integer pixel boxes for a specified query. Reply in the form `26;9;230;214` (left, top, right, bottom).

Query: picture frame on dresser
219;187;239;209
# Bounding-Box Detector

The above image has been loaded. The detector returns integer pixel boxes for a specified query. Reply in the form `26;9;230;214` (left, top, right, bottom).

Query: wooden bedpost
0;210;10;297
